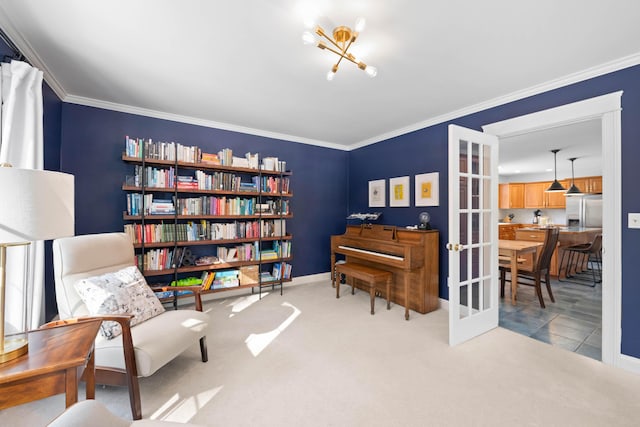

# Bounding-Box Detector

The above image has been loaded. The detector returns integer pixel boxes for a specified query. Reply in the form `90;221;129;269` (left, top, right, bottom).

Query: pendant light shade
546;149;567;192
565;157;583;196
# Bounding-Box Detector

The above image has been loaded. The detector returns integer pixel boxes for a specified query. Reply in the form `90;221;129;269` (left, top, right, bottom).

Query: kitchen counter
519;226;602;234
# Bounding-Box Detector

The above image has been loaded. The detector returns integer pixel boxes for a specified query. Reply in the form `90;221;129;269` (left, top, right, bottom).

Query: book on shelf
211;269;240;289
200;271;216;290
200;152;220;165
125;136;201;163
232;156;249;168
272;262;292;280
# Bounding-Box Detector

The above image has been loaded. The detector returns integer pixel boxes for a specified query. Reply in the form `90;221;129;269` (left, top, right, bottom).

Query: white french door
448;124;499;346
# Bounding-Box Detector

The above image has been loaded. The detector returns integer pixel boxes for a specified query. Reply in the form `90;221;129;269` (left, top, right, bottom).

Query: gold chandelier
302;17;377;81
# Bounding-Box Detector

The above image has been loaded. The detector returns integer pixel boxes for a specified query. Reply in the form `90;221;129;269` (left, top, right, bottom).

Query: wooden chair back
536;227;560;273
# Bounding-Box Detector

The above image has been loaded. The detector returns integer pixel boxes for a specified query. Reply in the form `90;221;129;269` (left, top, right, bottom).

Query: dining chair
558;233;602;287
499;227;560;308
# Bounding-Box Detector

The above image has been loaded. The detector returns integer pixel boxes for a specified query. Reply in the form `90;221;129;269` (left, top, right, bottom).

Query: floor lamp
0;165;74;363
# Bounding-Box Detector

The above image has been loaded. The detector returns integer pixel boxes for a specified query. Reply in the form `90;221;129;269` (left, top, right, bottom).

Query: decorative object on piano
368;179;385;207
415;172;439;206
389;176;410;207
347;212;382;223
418;212;432;230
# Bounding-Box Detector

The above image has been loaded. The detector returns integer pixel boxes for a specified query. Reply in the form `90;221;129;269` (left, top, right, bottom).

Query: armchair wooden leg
199;336;208;363
127;374;142;420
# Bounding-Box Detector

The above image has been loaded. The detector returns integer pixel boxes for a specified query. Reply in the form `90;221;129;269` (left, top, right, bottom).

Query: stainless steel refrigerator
566;195;603;228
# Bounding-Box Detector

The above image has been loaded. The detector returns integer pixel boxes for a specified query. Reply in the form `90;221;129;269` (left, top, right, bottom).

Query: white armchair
53;232;210;420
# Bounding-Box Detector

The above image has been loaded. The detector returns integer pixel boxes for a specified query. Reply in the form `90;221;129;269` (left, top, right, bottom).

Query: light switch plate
629;213;640;229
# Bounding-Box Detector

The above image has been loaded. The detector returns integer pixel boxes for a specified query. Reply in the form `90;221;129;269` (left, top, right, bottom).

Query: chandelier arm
316;27;346;54
319;44;360;66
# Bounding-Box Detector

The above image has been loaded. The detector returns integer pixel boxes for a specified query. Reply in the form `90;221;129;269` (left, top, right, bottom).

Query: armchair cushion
75;266;165;339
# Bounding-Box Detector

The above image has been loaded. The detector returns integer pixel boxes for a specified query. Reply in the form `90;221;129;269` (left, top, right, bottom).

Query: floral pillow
74;266;165;339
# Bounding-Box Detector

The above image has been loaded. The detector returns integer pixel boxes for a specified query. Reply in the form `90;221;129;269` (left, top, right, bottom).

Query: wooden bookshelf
122;139;292;298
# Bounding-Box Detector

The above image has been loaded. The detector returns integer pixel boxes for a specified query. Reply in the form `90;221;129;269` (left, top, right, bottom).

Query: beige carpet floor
2;280;640;426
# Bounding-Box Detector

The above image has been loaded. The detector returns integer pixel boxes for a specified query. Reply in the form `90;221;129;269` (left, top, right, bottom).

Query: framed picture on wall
415;172;439;206
368;179;386;207
389;176;410;207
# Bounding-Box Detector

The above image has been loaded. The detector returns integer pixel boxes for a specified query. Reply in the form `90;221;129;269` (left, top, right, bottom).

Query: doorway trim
482;91;622;368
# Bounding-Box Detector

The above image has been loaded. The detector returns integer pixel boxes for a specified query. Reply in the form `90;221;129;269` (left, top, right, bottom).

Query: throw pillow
74;265;165;339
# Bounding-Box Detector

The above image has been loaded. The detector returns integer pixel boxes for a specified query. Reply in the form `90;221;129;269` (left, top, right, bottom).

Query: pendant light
545;149;566;192
565;157;583;196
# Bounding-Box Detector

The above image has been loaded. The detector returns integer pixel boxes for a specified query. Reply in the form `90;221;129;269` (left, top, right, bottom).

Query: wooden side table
0;318;101;409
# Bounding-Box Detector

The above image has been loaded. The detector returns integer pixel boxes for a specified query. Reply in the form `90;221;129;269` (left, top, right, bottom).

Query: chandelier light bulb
326;70;336;81
365;65;377;77
302;31;316;45
354;17;366;32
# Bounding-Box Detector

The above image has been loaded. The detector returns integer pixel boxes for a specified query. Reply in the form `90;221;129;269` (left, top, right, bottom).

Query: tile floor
499;275;602;360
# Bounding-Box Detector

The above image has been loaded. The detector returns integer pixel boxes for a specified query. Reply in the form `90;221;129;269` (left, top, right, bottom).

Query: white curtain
0;60;45;329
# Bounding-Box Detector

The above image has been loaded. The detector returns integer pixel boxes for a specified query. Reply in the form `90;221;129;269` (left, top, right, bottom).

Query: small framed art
389;176;410;207
415;172;439;206
368;179;385;207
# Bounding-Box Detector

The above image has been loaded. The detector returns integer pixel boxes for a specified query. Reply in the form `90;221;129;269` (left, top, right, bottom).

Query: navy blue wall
349;64;640;358
59;104;349;281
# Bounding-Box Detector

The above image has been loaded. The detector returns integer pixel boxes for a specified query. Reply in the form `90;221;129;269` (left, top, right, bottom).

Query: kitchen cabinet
499;183;524;209
561;176;602;195
545;180;569;208
524;182;547;208
524;180;569;209
499;223;526;240
585;176;602;193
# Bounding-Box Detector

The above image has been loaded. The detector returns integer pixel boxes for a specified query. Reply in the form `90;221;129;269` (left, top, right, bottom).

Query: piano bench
335;262;392;315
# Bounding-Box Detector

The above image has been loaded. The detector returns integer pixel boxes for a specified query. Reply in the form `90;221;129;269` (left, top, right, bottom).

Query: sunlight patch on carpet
245;301;300;356
151;386;223;422
227;293;268;317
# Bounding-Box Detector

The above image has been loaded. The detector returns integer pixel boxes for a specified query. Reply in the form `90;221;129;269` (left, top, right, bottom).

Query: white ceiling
499;119;602;180
0;0;639;152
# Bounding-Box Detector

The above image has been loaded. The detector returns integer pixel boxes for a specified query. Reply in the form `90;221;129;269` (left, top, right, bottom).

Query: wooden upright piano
331;224;439;315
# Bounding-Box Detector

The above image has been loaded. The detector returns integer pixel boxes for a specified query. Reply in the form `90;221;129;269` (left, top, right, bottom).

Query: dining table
498;239;543;304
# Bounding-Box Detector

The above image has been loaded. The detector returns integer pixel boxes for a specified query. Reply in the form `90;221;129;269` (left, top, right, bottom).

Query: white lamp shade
0;168;74;243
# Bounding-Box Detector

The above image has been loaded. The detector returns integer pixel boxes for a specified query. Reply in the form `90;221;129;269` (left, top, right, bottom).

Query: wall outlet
629;213;640;229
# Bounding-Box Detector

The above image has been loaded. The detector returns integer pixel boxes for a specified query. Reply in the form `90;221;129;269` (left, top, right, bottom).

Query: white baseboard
617;353;640;375
172;273;330;307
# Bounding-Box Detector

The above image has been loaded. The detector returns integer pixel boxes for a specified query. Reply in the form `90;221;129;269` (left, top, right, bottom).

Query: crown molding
2;0;638;154
350;52;640;150
63;95;348;151
0;6;68;101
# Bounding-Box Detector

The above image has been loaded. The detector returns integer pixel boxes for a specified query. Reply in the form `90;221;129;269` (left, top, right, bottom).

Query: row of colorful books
216;242;259;262
125;137;287;173
272;262;292;280
174;196;256;216
125;136;201;163
126;194;177;216
260;176;291;194
124;219;288;244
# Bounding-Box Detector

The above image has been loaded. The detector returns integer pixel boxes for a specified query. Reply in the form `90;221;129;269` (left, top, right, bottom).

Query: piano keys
331;224;439;315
